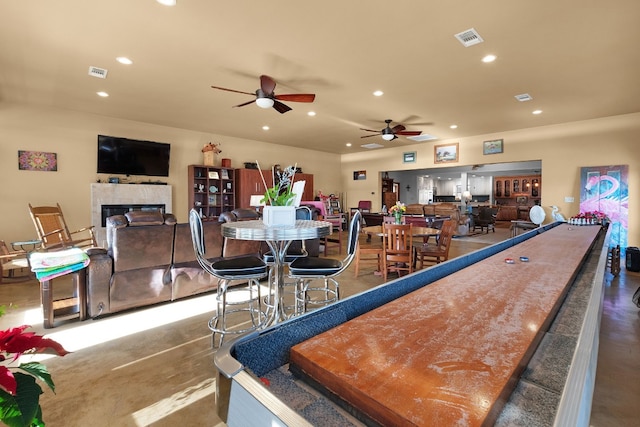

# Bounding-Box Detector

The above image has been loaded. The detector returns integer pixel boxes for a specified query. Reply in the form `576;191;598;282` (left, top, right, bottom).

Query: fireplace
91;183;173;247
100;204;166;227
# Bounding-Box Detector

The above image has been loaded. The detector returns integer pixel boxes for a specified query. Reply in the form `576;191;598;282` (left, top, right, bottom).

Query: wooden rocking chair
28;203;97;250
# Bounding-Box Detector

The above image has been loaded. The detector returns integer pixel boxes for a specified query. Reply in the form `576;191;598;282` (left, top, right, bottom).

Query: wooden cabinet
188;165;235;220
235;169;314;208
293;173;314;201
235;168;272;208
494;175;541;207
382;177;397;209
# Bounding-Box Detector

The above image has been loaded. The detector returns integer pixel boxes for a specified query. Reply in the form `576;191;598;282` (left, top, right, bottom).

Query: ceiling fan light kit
255;97;274;109
211;74;315;114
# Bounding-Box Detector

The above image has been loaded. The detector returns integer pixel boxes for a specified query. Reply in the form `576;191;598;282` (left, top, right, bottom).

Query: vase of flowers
258;163;298;227
1;306;68;427
389;201;406;224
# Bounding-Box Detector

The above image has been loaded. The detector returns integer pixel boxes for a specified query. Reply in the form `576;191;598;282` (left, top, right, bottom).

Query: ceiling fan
360;119;423;141
211;75;316;114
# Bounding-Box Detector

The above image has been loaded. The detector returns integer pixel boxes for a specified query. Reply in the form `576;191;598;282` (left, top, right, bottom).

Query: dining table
221;219;332;325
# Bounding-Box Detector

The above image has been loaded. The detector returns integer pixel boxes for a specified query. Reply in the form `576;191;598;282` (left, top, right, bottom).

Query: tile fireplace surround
90;183;172;247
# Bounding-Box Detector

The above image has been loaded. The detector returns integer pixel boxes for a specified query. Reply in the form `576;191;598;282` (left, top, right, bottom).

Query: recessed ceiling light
307;111;316;116
482;54;496;63
373;90;383;97
96;91;109;97
116;57;133;65
156;0;176;6
532;110;543;115
262;125;269;130
450;124;458;129
346;143;352;147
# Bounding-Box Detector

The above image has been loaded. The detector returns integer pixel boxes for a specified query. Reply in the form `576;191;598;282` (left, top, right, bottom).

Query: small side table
40;268;87;329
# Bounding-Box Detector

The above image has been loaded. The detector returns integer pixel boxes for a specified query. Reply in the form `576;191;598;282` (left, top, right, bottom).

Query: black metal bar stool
289;211;361;315
189;209;268;347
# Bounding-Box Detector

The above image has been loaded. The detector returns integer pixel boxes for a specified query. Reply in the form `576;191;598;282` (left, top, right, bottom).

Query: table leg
40;279;54;329
265;239;293;325
74;269;87;321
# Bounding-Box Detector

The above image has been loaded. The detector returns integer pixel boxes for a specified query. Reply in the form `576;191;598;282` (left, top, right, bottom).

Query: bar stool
189;209;268;347
289;211;361;315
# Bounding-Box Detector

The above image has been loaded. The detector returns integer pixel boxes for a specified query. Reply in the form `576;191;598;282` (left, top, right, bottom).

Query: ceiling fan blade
272;100;292;114
260;75;276;95
360;134;379;139
391;124;406;133
396;131;423;136
211;86;255;96
274;93;316;103
359;128;381;133
233;99;256;108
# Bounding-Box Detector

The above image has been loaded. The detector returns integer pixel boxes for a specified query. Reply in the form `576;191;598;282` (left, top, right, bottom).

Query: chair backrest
346;210;361;257
383;215;405;224
296;206;312;220
189;209;211;272
383;223;413;261
357;201;372;212
478;207;496;221
28;203;96;249
437;219;458;256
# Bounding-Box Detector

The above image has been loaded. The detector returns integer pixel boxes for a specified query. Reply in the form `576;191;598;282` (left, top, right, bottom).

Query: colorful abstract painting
580;165;628;252
18;150;58;171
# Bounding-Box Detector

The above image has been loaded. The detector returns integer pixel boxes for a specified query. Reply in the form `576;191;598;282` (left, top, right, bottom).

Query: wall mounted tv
97;135;171;177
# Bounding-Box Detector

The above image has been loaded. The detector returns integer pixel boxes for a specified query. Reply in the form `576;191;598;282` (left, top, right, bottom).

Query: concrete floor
0;223;638;426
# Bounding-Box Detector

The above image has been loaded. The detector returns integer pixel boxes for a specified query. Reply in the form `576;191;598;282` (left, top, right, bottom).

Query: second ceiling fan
360;119;423;141
211;75;315;114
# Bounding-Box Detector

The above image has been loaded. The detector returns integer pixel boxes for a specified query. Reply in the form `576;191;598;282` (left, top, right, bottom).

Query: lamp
249;194;265;212
462;190;472;202
255;97;274;109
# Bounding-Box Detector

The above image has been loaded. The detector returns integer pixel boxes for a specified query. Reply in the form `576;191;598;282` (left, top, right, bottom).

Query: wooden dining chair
354;240;384;278
415;219;457;269
28;203;97;250
382;223;413;278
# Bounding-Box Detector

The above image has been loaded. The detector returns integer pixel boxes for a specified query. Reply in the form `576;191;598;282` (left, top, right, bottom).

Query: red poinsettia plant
0;309;68;427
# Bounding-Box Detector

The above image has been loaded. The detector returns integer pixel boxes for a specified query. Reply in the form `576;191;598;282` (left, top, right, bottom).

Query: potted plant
258;163;298;226
0;306;69;427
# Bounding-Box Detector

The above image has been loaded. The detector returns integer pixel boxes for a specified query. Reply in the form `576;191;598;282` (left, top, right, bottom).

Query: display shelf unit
188;165;235;220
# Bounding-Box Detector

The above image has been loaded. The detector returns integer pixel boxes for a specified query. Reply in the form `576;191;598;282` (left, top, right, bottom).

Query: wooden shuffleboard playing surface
290;225;601;426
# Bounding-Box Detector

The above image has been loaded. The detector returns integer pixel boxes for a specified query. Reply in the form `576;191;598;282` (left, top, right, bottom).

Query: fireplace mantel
91;183;172;247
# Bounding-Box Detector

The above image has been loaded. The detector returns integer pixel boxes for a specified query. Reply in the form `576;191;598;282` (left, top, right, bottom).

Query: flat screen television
97;135;171;177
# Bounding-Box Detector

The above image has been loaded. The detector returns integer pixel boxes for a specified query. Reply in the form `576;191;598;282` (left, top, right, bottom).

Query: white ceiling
2;1;639;155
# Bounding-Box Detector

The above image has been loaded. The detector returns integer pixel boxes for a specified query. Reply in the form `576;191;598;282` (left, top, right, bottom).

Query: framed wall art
353;170;366;180
403;151;416;163
18;150;58;171
434;143;458;164
483;139;504;155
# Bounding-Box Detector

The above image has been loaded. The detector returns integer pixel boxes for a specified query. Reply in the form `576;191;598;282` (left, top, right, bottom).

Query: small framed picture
353;170;366;180
403;152;416;163
434;143;459;164
483;139;504;155
208;171;219;179
221;169;229;179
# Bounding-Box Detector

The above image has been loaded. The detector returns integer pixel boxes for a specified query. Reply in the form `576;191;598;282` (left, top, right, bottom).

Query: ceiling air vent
88;66;108;79
361;143;384;149
514;93;533;102
407;134;438;142
454;28;484;47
